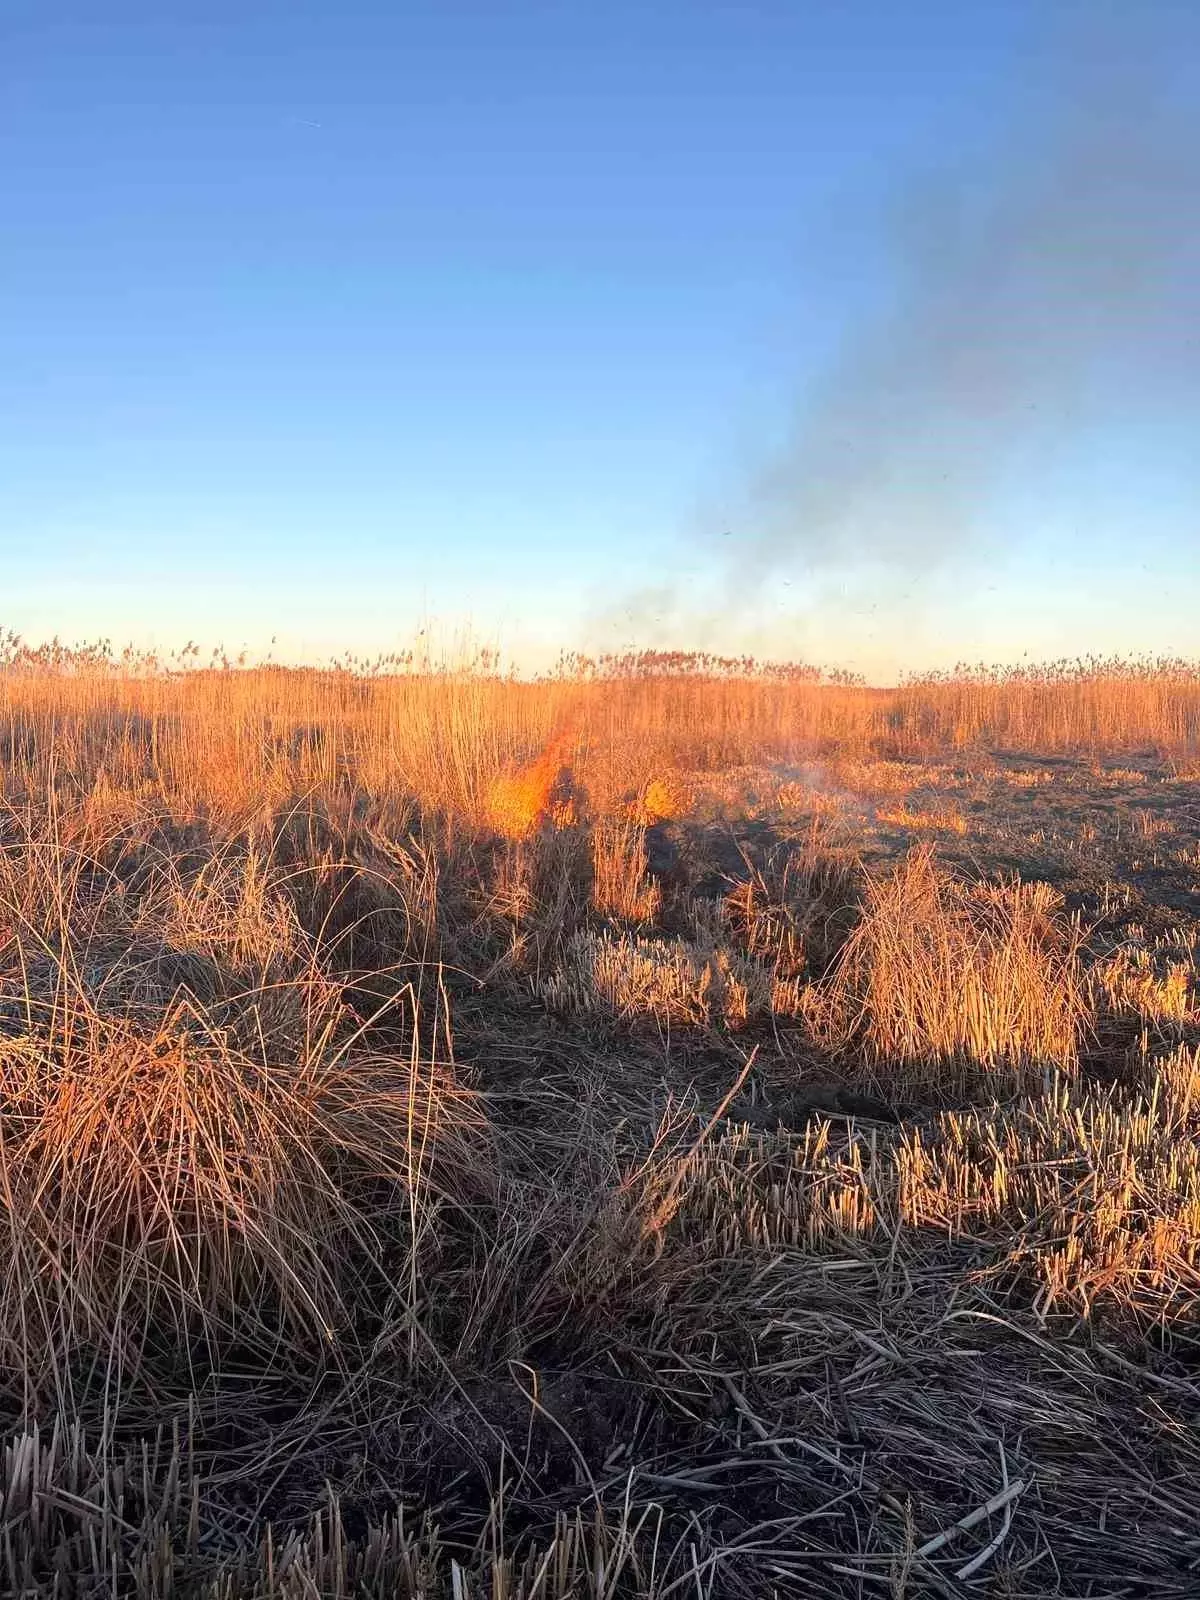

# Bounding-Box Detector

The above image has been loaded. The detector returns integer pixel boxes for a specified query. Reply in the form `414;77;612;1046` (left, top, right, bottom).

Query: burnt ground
667;747;1200;941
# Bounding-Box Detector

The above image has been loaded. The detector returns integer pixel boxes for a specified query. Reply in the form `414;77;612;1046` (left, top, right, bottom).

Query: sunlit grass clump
827;844;1090;1091
0;804;482;1413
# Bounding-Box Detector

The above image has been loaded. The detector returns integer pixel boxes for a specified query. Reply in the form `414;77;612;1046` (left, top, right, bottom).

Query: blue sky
3;1;1199;677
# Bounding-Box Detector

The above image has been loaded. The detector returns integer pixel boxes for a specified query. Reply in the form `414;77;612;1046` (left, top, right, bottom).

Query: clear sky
4;1;1199;678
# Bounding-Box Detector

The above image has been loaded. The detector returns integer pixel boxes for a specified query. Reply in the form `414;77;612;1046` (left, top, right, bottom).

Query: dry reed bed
0;650;1199;1595
4;650;1200;820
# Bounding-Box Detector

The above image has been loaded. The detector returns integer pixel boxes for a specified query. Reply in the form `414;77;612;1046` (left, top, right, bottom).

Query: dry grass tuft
0;797;484;1414
722;822;862;981
589;818;662;923
540;928;799;1027
0;980;481;1409
1094;942;1196;1027
826;845;1090;1092
876;803;968;834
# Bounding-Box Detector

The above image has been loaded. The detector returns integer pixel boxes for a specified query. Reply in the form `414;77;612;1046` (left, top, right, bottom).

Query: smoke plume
743;39;1200;582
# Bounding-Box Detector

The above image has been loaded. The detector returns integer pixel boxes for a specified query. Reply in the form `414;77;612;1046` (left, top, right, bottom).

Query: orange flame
488;732;580;839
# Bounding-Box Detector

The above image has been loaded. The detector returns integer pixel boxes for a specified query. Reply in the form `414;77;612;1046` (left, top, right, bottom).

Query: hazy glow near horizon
4;1;1199;676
